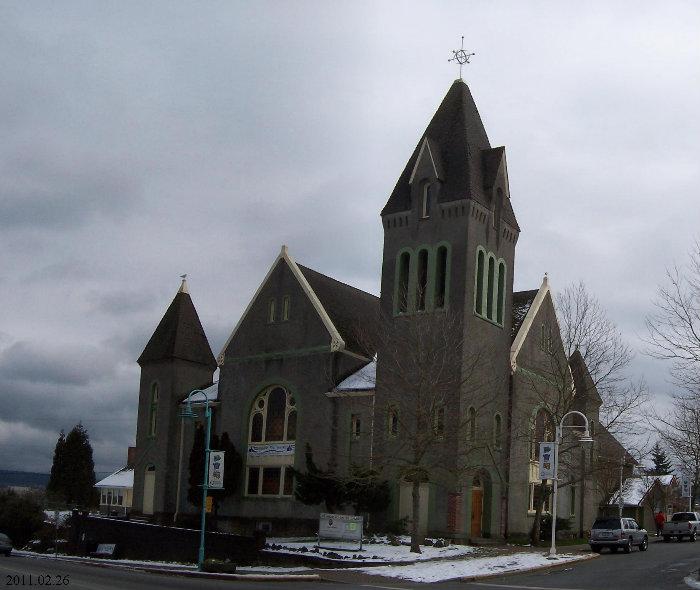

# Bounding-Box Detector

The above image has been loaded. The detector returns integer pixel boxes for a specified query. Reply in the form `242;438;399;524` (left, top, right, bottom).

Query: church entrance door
471;477;484;537
143;465;155;515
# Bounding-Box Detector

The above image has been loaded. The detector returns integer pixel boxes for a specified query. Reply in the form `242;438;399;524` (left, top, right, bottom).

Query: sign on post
318;513;363;550
206;496;213;513
538;442;555;480
208;450;225;489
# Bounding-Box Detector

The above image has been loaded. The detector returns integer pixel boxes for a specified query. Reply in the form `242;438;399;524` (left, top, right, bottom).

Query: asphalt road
2;540;700;590
461;539;700;590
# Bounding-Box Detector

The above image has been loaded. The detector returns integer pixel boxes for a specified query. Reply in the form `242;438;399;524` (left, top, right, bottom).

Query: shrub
0;490;45;547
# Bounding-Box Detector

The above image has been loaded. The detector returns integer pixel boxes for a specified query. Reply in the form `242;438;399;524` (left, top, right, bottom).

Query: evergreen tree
62;423;97;507
46;430;67;502
649;442;673;475
187;424;206;507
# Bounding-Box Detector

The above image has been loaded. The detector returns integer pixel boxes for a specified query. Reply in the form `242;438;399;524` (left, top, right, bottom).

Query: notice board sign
317;513;363;550
208;450;225;489
538;442;555;480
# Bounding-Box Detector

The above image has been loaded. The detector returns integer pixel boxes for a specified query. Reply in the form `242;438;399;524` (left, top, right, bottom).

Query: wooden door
471;488;483;537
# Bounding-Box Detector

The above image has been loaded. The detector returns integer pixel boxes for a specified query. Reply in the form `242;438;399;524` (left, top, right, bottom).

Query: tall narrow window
570;486;577;516
388;406;399;437
416;249;429;311
435;245;448;309
397;251;411;313
475;250;484;314
351;414;361;439
282;296;290;321
486;257;495;320
264;387;286;441
493;414;502;449
148;383;158;437
422;183;434;218
268;298;276;323
496;262;505;325
433;404;445;439
468;407;476;442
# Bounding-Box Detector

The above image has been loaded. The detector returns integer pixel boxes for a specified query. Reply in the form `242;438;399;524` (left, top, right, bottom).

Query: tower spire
448;36;475;80
179;274;189;294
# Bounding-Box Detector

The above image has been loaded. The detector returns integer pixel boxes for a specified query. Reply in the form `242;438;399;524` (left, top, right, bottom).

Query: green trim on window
474;246;486;316
415;247;430;312
393;247;414;315
433;241;451;310
474;246;506;328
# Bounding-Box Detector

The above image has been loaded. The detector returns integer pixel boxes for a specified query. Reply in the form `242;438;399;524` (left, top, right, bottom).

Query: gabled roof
181;381;218;404
510;276;551;370
512;289;539;342
570;349;603;407
95;467;133;489
218;247;379;364
381;79;519;230
138;279;217;369
297;265;378;358
333;360;376;392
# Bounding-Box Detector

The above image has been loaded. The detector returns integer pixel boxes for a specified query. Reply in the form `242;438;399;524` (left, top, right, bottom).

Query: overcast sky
1;1;698;473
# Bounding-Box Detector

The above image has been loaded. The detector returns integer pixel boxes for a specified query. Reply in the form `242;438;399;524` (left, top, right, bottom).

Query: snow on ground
265;536;477;563
356;552;590;583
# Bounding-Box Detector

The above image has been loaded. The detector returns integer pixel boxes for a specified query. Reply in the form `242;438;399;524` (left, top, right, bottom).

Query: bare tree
516;282;648;543
356;308;502;553
645;241;700;393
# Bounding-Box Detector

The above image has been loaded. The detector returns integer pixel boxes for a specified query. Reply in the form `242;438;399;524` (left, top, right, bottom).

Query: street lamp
180;389;212;571
549;410;594;557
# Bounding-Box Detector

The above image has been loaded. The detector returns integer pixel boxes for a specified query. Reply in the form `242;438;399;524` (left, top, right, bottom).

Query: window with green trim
282;295;290;321
497;262;505;324
416;249;429;311
475;250;484;315
468;407;476;442
486;256;495;320
148;383;158;438
397;251;411;313
493;413;502;449
268;298;276;323
435;245;448;309
474;248;506;327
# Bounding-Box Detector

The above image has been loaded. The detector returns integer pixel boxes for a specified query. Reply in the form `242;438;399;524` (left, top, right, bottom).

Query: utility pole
618;456;624;518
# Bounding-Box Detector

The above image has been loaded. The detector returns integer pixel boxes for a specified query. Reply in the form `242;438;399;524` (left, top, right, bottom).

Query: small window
468;407;476;442
433;405;445;439
422;183;434;218
540;323;553;352
486;256;495;320
496;262;505;325
493;414;502;449
475;250;484;315
262;467;282;495
268;298;276;323
282;295;290;321
570;486;576;516
351;414;361;439
388;406;399;437
283;467;294;496
247;467;260;495
435;245;448;309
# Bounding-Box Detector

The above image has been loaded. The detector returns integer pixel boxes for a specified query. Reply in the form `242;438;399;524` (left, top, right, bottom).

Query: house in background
607;474;681;531
95;468;134;516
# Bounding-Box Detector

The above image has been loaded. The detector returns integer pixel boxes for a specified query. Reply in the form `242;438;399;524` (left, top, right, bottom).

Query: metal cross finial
448;36;475;79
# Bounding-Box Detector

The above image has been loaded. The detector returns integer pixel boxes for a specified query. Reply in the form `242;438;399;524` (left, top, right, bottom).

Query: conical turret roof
137;280;216;368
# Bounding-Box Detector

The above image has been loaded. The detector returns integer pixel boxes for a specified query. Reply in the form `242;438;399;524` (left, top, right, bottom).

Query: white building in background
95;468;134;515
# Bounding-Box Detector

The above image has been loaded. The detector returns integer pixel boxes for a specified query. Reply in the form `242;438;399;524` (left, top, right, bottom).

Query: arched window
416;249;429;311
493;413;502;450
496;261;505;325
434;245;448;309
388;406;399;437
468;407;476;442
475;250;485;315
422;183;434;218
396;251;411;313
486;256;495;320
148;383;158;438
268;298;276;323
282;295;290;321
246;386;297;497
433;404;445;439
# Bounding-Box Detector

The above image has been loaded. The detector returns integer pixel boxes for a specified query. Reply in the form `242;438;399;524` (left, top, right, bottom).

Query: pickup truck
663;511;700;542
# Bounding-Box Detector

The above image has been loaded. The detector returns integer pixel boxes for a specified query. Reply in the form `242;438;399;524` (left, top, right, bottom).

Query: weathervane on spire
449;36;475;79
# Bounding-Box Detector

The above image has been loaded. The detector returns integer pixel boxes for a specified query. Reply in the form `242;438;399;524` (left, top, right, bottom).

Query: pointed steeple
382;79;519;230
138;280;216;369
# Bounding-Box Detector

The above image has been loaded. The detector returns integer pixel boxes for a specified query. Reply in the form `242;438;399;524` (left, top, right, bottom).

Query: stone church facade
131;79;627;539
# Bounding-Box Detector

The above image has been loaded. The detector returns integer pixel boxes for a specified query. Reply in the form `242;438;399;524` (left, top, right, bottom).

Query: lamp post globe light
549;410;594;557
180;389;212;571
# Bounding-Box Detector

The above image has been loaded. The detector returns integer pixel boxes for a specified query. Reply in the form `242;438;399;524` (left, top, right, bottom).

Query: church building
131;78;627;540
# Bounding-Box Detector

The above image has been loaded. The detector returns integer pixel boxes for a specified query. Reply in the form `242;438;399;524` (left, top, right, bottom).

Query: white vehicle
663;512;700;542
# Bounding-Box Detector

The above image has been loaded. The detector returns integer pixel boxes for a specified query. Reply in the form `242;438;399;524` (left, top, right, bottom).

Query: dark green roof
138;289;216;368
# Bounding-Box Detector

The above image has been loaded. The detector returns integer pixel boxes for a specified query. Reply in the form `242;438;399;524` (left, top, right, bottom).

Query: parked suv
0;533;12;556
589;517;648;553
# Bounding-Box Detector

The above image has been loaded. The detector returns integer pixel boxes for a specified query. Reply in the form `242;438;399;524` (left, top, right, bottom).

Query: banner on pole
538;442;555;480
208;450;225;489
681;476;692;498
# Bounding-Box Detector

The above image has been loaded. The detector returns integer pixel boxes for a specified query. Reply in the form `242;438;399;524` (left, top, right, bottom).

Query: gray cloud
1;0;698;472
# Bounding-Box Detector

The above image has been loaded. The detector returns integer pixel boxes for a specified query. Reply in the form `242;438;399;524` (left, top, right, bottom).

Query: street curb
14;553;321;583
458;552;599;582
